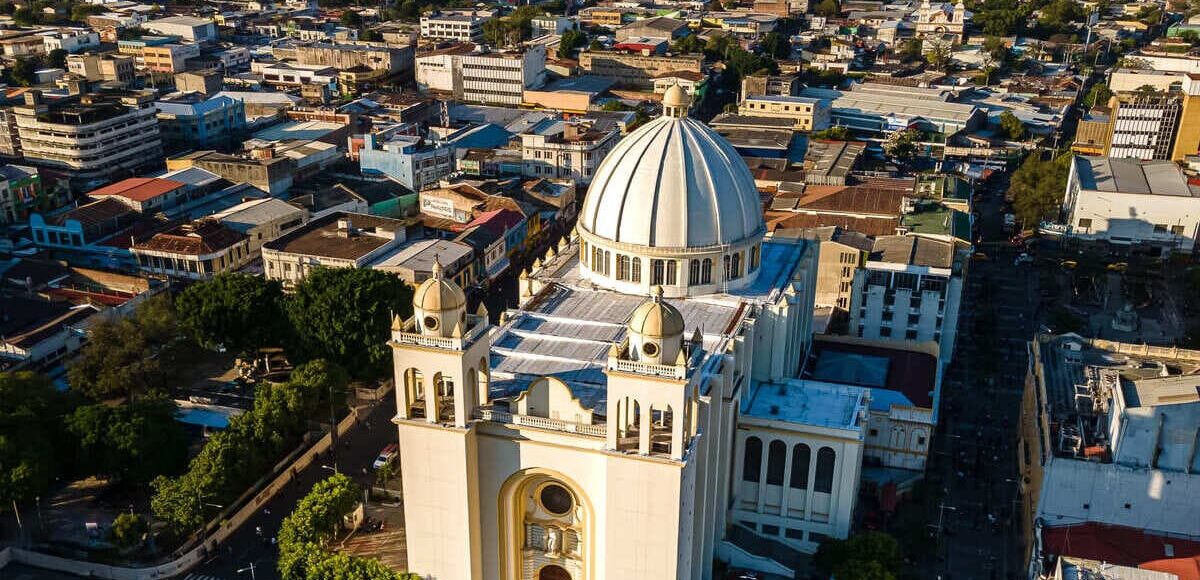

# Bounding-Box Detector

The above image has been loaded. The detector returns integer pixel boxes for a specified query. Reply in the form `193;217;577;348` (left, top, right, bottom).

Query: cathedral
913;0;968;43
388;87;869;580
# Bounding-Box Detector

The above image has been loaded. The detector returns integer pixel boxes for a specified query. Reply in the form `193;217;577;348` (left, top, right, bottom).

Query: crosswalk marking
183;574;226;580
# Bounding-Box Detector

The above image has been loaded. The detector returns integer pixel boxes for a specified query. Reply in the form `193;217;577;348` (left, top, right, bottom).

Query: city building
1107;90;1182;160
912;0;968;42
144;43;202;73
292;42;415;79
175;70;224;96
388;88;864;580
799;84;985;137
0;164;41;225
848;235;965;369
41;28;100;54
519;119;621;185
371;237;476;288
415;44;546;106
261;212;409;286
739;95;832;132
1019;335;1200;577
131;219;251;280
10;90;162;182
143;15;218;43
66;53;136;85
257;62;339;89
531;15;573;38
1064;155;1200;254
0;296;99;371
420;11;490;42
359;133;455;192
155;92;247;150
168;150;295;195
578;49;704;90
208;197;309;253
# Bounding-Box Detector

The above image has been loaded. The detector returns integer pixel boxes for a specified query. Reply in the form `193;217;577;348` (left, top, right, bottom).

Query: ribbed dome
579;115;764;249
628;294;685;339
413;261;465;312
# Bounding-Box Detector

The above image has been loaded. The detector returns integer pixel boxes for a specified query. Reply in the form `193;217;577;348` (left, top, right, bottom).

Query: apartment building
257;62;338;89
10;90;162;181
359;133;454;191
578;49;704;90
416;44;546;105
261;212;408;286
143;15;217;43
519;119;620;184
292;42;415;78
420;11;489;42
155;93;247;150
132;219;251;280
0;164;41;225
66;53;135;85
168;150;295;195
848;235;965;368
1107;91;1182;160
142;43;201;73
41;28;100;54
739;95;832;131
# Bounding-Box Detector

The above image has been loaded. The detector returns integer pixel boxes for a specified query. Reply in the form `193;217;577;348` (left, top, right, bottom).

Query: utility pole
238;562;258;580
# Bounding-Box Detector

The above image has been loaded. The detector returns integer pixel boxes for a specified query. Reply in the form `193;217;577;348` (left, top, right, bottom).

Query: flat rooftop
262;212;404;260
741;378;868;431
1072;155;1200;197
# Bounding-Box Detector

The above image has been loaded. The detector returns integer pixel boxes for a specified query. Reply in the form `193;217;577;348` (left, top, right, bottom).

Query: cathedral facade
388;87;868;580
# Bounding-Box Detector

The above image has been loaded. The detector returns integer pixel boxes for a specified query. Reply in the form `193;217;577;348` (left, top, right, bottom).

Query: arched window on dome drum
723;255;731;281
666;260;677;285
651;259;666;285
766;440;786;485
742;436;762;482
731;253;742;280
616;254;630;281
591;248;604;273
701;258;713;284
815;447;836;493
603;251;611;276
688;260;700;285
750;245;761;272
580;241;588;264
631;258;641;283
790;444;810;489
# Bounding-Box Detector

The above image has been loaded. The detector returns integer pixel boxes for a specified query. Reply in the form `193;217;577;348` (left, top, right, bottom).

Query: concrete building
739;95;831;132
66;53;135;85
143;15;217;43
261;212;408;286
174;70;224;96
1019;335;1200;577
388;88;864;580
1107;91;1182;160
41;28;100;54
420;11;489;42
531;15;573;38
359;133;454;191
578;49;704;90
209;197;309;253
132;219;251;280
416;44;546;106
800;84;985;136
848;235;964;369
257;62;338;89
168;150;294;196
10;90;162;182
293;42;415;79
519;119;621;185
155;92;246;150
142;42;200;73
0;164;41;225
794;226;871;313
1064;155;1200;254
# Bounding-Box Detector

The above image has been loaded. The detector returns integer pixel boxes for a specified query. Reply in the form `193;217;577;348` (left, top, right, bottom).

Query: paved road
187;400;398;580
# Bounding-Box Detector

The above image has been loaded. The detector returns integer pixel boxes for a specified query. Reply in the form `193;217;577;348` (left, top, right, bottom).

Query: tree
814;532;902;580
68;294;182;401
1083;82;1113;108
813;0;840;16
760;31;789;59
898;38;923;61
70;2;103;22
47;48;68;69
0;372;76;509
1009;152;1071;226
8;57;38;86
176;273;288;354
672;34;706;54
286;359;350;420
110;513;148;549
340;10;361;27
67;397;188;483
12;5;35;25
983;35;1009;63
287;268;414;379
883;128;921;161
925;37;952;71
557;28;586;59
812;125;852;140
999;111;1027;140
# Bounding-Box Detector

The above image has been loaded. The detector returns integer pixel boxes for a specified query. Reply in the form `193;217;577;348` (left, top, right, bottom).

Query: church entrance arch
498;469;592;580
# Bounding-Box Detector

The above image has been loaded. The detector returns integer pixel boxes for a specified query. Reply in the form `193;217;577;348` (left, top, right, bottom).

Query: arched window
689;259;700;285
731;253;742;279
539;565;571;580
723;255;731;281
742;436;762;482
631;257;641;283
580;241;588;264
701;258;712;284
603;251;611;276
790;444;810;489
591;248;604;273
815;447;836;493
651;259;666;285
666;260;677;285
766;440;786;485
616;254;630;281
750;244;760;272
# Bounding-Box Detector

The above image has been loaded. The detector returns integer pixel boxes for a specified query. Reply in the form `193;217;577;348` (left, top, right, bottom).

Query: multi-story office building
359;133;454;191
142;43;201;73
261;212;407;286
66;53;136;85
1107;91;1182;160
848;235;965;368
155;93;247;150
420;11;489;42
739;95;832;131
519;119;620;184
10;90;162;182
416;44;546;105
578;49;703;89
257;62;339;89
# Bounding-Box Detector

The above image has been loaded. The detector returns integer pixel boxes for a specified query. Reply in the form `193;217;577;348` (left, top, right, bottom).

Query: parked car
372;444;398;470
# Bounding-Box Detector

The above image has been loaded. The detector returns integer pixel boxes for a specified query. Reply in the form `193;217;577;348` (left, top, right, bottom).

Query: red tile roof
1042;523;1200;574
88;178;186;203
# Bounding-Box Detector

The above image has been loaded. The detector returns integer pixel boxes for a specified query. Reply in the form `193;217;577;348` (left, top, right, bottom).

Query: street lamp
238;562;258;580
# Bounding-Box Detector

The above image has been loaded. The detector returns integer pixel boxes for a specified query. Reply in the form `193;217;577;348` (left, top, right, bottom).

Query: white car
372;444;397;470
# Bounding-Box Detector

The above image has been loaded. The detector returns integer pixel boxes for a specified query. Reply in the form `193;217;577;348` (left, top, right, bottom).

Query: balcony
390;314;489;351
473;407;606;438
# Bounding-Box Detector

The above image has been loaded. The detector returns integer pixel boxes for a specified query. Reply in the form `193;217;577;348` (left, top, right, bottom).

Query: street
187;400;398;580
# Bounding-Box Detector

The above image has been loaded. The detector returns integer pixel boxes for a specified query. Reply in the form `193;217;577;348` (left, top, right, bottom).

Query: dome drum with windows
576;84;766;298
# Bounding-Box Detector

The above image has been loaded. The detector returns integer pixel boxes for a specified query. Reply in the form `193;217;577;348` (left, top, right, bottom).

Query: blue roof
155;95;241;117
177;406;241;429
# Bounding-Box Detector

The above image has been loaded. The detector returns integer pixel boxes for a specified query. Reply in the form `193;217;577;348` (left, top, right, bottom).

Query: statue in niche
544;526;561;556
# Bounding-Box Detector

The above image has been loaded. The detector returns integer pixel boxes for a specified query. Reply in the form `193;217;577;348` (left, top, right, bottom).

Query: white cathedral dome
575;88;766;298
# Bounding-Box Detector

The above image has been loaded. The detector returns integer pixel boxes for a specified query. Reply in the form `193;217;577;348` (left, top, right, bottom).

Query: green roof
899;202;971;243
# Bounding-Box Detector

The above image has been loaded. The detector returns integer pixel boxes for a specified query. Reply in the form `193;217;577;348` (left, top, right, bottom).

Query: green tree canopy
110;513;148;549
340;10;362;27
287;268;414;379
814;532;902;580
883;128;921;161
47;48;68;69
812;125;852;140
70;2;103;22
12;5;35;24
0;372;76;509
999;111;1027;140
1009;152;1071;226
760;31;790;59
176;273;288;354
68;294;182;401
1084;82;1113;108
557;28;586;59
672;34;706;54
286;359;350;419
67;397;188;483
813;0;840;16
